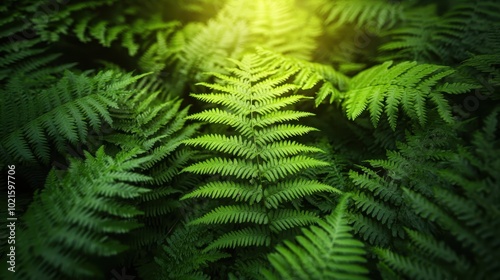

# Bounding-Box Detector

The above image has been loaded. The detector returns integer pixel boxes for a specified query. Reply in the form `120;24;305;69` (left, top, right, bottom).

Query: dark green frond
316;0;403;32
1;147;149;279
0;70;143;164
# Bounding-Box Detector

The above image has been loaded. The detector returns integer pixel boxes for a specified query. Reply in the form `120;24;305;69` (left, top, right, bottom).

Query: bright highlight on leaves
182;53;340;251
343;61;477;129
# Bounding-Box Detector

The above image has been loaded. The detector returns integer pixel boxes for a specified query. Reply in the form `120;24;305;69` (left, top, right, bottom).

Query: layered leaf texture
0;0;498;278
139;0;322;91
182;53;340;251
140;223;229;280
0;70;145;165
254;48;350;107
377;108;500;279
315;0;402;31
343;61;477;129
349;122;458;247
379;1;500;63
1;148;150;279
262;195;368;280
105;76;201;249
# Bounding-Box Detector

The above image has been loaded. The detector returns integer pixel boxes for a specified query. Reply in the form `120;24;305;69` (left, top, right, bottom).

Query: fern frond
378;5;445;62
343;61;476;129
378;106;500;280
376;248;453;280
348;123;460;246
140;223;228;279
405;229;469;269
380;2;500;63
256;48;350;106
2;147;150;279
263;195;368;280
243;0;322;61
0;8;75;84
141;0;322;93
182;53;339;256
0;70;143;164
404;188;482;249
105;74;201;250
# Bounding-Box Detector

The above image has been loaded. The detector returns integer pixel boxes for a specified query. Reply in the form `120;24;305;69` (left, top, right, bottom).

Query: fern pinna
181;53;341;253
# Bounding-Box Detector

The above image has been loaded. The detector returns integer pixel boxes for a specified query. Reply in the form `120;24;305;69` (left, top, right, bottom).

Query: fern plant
71;3;176;56
0;70;146;165
379;1;500;63
1;4;147;165
262;195;368;280
348;121;459;247
378;5;446;63
459;54;500;94
181;53;341;254
0;4;75;85
254;48;350;107
104;75;201;250
2;0;499;278
4;0;174;56
342;60;477;129
4;0;115;42
377;107;500;280
0;147;151;279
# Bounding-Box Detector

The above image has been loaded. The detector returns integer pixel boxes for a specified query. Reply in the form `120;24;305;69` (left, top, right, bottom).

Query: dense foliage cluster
0;0;498;279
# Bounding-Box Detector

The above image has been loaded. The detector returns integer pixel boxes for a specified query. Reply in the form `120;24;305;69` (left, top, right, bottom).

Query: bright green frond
182;52;336;254
343;61;475;129
263;196;368;280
